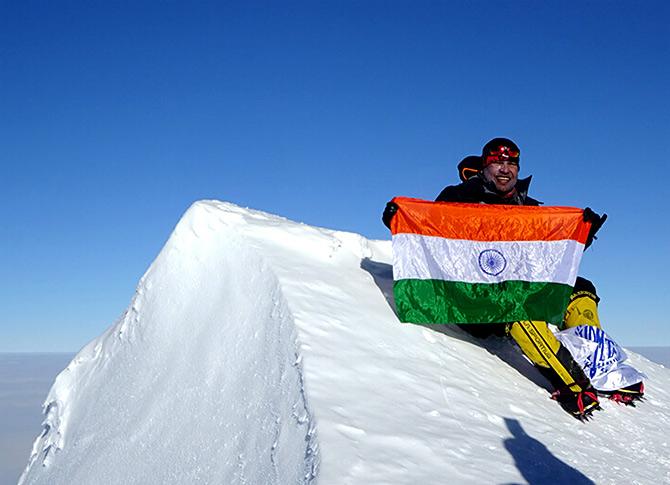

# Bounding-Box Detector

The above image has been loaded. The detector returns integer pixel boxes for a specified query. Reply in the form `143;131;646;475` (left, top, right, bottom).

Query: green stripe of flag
393;279;573;325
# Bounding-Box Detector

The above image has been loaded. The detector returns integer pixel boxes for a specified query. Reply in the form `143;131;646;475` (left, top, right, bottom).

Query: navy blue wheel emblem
478;249;507;276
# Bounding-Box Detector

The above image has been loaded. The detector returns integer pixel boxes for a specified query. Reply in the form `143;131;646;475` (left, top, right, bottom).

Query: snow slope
20;201;670;484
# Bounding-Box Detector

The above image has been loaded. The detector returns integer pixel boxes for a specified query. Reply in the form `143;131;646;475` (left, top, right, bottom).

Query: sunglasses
484;145;520;164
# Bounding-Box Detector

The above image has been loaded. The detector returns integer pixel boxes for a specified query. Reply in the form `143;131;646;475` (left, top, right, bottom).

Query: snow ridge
20;200;670;484
21;201;318;484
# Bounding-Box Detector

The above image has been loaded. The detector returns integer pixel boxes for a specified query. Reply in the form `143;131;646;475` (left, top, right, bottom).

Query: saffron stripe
393;279;573;324
390;197;590;243
392;234;583;285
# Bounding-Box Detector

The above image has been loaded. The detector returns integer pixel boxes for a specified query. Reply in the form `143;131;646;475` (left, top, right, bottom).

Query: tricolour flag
390;197;592;325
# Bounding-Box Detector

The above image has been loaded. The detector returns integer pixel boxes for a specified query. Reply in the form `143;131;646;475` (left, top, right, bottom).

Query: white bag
555;325;645;391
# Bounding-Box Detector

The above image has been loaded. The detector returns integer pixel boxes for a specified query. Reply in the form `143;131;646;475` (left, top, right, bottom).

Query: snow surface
20;201;670;484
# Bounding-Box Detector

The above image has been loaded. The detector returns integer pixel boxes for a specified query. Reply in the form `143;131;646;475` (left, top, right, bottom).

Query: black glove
583;207;607;249
382;201;398;229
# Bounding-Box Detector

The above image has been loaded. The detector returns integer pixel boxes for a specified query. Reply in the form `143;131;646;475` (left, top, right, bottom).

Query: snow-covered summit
20;201;670;484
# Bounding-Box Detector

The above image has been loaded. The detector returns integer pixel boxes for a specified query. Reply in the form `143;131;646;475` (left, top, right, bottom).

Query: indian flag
390;197;592;325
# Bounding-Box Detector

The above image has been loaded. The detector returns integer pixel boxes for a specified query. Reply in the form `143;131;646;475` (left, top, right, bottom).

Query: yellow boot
509;321;590;393
563;277;645;405
564;292;601;329
509;320;600;418
564;276;601;329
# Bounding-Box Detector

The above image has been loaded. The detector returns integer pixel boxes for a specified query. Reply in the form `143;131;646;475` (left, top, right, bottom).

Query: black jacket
435;174;542;206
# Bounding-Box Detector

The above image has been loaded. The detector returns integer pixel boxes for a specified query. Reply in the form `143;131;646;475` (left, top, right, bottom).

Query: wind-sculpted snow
20;202;317;484
21;201;670;484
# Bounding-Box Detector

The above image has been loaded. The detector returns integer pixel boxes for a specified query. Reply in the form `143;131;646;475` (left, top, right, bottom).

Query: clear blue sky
2;1;668;352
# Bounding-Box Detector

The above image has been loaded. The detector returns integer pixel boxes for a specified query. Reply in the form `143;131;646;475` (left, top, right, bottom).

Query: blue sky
2;1;668;351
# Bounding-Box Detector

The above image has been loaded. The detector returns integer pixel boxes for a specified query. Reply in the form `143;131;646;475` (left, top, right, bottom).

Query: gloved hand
382;201;398;229
583;207;607;249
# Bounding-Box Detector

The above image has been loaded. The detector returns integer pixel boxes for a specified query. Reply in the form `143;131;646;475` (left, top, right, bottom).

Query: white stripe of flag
392;233;584;285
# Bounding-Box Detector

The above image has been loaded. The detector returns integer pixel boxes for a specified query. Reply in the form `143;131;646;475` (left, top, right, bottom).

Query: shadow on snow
502;418;594;485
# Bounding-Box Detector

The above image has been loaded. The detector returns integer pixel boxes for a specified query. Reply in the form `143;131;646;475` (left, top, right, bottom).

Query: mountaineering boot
598;382;645;406
509;321;591;392
551;386;601;420
564;277;646;404
509;320;600;419
563;277;601;329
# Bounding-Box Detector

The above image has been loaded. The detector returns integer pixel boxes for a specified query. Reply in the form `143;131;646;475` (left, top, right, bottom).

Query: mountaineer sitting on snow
383;137;644;420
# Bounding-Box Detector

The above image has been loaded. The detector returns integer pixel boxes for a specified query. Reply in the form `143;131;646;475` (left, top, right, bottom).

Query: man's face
481;160;519;194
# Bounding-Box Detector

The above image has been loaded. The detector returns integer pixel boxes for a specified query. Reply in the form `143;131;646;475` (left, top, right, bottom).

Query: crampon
551;386;601;421
599;382;645;406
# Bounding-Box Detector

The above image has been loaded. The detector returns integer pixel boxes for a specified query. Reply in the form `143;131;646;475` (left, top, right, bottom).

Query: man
436;140;540;207
384;138;643;419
